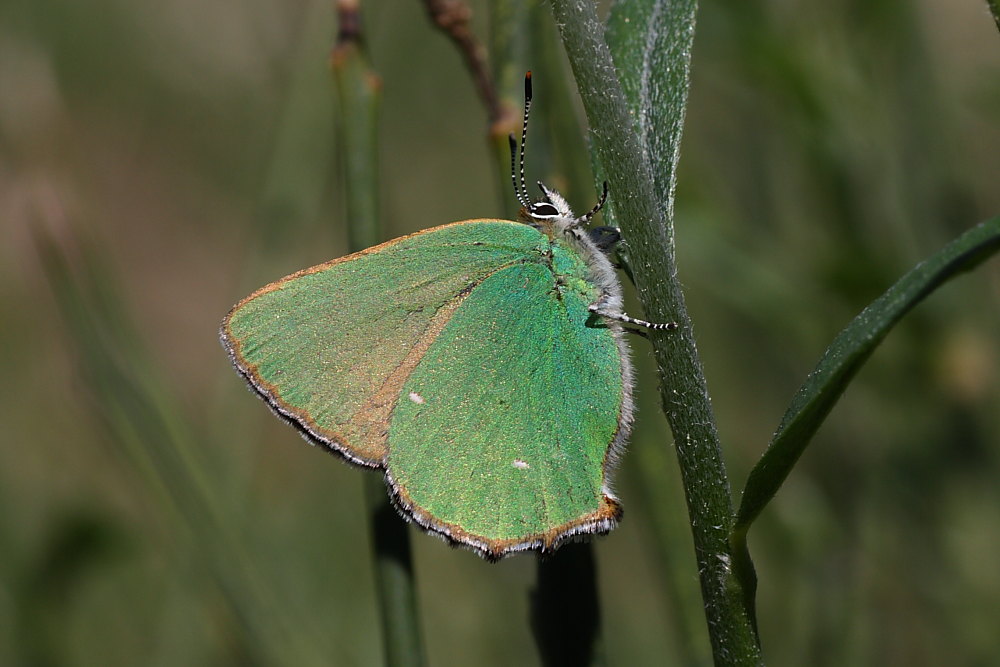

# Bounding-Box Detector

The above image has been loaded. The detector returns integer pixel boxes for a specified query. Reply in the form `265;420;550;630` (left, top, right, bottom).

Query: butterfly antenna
515;71;534;207
509;135;529;210
577;181;610;226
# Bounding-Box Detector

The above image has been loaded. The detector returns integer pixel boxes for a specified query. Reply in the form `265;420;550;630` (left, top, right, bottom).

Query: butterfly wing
223;219;628;558
386;257;627;559
222;220;546;466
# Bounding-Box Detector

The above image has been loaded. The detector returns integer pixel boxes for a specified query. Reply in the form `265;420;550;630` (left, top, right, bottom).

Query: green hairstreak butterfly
221;72;675;560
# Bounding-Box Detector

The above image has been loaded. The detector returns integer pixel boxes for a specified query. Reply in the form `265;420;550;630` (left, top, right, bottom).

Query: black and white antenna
509;71;534;210
508;72;610;224
576;181;609;226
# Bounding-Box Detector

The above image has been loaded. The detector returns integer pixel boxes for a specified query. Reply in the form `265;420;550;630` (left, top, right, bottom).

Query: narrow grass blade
733;216;1000;538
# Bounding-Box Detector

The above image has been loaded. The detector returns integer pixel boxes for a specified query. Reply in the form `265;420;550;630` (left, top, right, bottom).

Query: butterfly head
526;182;573;222
510;72;609;231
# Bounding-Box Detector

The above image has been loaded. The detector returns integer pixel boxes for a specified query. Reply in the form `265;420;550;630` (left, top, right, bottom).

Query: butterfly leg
588;296;677;331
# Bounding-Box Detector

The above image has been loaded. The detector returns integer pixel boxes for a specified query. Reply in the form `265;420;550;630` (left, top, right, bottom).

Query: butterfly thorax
522;185;625;319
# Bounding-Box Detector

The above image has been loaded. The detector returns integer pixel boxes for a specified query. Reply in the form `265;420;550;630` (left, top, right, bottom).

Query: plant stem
547;1;761;663
531;543;606;666
333;6;425;664
364;477;425;666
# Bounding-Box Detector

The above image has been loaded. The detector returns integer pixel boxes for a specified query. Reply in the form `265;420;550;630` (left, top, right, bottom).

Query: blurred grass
1;0;998;664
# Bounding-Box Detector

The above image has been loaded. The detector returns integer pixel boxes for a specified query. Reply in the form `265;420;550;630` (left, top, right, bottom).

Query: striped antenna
509;136;529;209
577;181;610;226
518;72;533;203
509;72;534;209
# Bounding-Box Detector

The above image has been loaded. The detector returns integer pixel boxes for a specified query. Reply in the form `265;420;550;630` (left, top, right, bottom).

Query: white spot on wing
512;459;530;470
408;392;425;404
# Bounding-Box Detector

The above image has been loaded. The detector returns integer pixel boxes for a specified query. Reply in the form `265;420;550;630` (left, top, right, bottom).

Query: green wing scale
222;219;629;559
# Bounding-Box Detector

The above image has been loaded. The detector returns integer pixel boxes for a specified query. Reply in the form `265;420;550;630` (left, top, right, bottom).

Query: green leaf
734;216;1000;538
606;0;697;213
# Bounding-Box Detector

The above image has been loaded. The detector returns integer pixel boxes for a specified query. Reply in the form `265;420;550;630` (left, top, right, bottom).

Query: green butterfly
221;73;673;560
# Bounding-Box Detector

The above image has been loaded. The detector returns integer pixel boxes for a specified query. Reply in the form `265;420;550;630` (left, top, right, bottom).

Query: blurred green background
1;0;998;664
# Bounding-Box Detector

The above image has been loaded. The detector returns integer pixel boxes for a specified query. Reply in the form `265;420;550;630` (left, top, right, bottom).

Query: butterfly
221;72;674;560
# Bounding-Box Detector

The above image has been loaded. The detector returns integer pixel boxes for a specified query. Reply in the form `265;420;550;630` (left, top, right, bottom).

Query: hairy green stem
547;1;761;663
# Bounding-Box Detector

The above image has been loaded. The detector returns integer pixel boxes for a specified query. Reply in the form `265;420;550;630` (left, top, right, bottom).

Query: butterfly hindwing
387;257;625;557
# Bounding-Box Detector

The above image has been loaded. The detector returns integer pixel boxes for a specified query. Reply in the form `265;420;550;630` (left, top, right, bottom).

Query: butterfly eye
530;203;560;218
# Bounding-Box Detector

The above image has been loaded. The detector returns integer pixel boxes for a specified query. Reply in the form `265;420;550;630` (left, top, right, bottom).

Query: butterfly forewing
222;220;546;465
